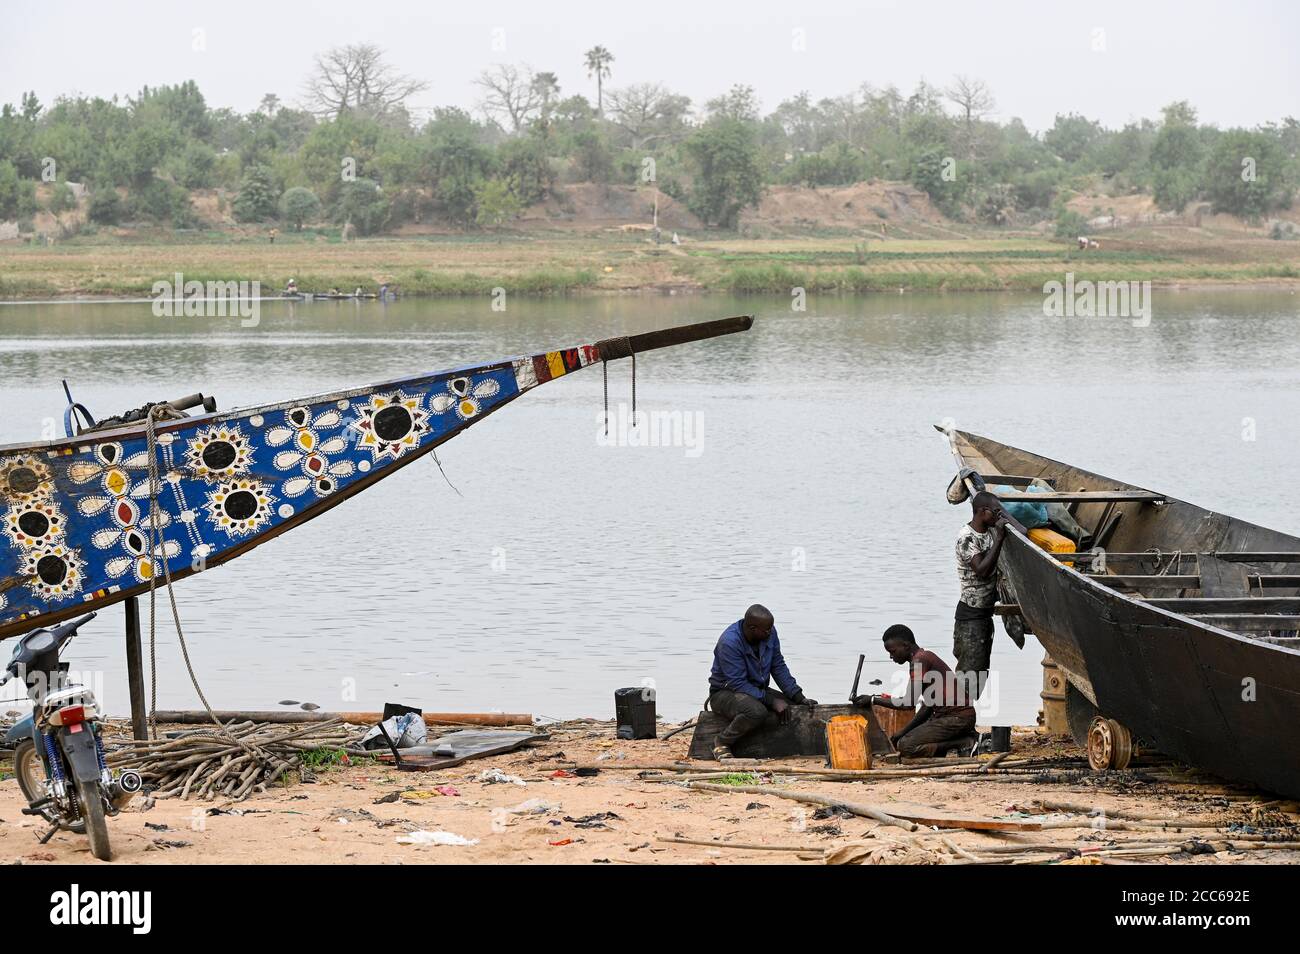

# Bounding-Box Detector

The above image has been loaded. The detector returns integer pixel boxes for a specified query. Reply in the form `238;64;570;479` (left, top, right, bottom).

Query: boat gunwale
940;426;1300;658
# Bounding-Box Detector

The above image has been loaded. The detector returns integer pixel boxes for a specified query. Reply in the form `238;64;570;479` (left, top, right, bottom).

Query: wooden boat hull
0;317;751;639
942;428;1300;797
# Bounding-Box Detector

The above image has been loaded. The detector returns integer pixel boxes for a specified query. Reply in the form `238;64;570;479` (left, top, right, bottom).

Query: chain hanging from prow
599;335;636;436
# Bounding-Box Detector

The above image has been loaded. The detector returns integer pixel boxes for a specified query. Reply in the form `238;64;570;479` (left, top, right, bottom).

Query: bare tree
944;75;995;128
474;64;541;134
605;83;692;150
584;46;615;115
945;75;996;174
304;44;428;118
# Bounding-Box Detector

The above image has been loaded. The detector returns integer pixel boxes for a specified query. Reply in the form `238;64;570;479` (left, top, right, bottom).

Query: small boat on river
940;426;1300;798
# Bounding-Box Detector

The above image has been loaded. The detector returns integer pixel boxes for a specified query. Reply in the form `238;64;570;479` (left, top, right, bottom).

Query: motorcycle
1;613;142;860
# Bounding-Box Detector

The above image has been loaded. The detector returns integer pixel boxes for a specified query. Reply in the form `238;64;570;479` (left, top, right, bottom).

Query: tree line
0;45;1295;235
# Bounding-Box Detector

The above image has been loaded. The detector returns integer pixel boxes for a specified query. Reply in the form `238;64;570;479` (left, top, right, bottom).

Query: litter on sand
396;830;480;847
505;798;560;815
478;768;527;786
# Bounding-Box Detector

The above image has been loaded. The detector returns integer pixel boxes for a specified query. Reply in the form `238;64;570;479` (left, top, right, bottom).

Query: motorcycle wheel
13;739;44;804
75;778;112;861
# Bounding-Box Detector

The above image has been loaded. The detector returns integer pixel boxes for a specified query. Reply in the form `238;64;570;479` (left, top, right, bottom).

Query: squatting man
706;604;817;760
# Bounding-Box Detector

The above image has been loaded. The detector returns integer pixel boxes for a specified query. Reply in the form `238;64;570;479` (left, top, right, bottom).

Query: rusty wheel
1087;716;1135;770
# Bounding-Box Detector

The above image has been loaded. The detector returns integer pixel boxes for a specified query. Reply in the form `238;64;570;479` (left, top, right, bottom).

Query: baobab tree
475;64;542;134
304;44;427;118
584;46;615;115
945;75;996;167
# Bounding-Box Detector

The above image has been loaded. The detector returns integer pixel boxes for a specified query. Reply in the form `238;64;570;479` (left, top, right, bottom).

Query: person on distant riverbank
707;604;817;760
854;624;976;757
955;490;1023;703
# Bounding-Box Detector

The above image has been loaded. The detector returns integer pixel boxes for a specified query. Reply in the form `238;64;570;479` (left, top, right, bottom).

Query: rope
429;449;462;497
143;410;259;759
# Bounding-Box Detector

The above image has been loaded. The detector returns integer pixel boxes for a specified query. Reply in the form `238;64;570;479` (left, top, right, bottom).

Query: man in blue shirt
707;604;818;759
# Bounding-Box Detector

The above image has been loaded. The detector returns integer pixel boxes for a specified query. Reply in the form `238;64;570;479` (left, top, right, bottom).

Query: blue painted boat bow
0;316;753;638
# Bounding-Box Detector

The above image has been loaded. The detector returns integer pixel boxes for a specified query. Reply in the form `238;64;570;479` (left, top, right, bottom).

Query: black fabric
896;708;977;758
954;599;995;621
707;689;787;747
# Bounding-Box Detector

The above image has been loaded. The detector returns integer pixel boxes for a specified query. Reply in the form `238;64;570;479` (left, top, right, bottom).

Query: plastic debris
505;798;560;815
478;768;526;786
397;830;479;847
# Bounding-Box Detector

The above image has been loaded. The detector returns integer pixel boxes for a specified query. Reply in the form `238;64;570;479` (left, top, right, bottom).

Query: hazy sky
2;0;1295;132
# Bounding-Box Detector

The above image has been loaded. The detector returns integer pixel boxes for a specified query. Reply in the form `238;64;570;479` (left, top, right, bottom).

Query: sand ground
3;722;1297;865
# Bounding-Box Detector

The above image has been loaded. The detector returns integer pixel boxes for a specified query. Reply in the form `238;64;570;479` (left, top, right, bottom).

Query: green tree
0;160;21;219
1204;129;1290;219
279;186;322;229
1043;113;1102;164
908;148;964;217
88;188;123;224
333;178;390;235
1150;101;1205;212
47;180;77;214
171;140;217;188
473;178;523;230
497;133;553;206
684;118;764;228
232;164;280;222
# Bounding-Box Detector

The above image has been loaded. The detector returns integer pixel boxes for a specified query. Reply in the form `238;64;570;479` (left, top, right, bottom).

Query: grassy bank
1;229;1297;300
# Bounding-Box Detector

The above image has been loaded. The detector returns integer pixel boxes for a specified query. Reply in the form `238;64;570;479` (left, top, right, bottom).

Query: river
1;289;1298;724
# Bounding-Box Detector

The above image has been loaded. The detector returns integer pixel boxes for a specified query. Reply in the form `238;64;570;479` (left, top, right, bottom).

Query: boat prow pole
615;315;754;358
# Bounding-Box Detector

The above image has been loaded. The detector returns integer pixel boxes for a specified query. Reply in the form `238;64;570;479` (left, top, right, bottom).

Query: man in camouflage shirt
954;490;1021;703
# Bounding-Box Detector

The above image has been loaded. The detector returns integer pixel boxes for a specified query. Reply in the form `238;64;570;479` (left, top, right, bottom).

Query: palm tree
584;46;614;116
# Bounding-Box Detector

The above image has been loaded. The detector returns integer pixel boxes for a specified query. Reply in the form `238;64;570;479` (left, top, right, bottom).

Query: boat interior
946;431;1300;648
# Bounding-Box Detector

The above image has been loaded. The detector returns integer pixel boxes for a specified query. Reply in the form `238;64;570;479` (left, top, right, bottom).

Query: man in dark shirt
954;491;1024;703
854;624;977;758
707;604;818;760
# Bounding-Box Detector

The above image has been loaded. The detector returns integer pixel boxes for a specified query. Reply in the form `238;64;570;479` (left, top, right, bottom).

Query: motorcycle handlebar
167;393;217;414
50;611;97;645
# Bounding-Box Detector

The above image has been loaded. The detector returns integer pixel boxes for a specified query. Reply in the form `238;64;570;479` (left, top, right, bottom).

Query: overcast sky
2;0;1295;132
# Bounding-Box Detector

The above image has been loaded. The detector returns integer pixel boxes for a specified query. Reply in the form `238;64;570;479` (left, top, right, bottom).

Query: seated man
854;624;976;758
707;604;817;760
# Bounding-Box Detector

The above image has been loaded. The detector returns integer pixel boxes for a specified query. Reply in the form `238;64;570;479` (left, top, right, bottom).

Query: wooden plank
1049;552;1190;562
979;474;1042;487
1088;575;1200;589
1191;615;1300;633
874;799;1045;832
1248;575;1300;588
994;490;1164;503
123;596;147;742
1214;552;1300;563
1140;597;1300;614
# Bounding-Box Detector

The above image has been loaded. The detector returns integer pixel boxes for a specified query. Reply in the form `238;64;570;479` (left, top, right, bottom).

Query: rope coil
143;410;260;760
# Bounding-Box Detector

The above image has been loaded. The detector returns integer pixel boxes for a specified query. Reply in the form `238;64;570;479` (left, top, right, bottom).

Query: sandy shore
3;722;1297;866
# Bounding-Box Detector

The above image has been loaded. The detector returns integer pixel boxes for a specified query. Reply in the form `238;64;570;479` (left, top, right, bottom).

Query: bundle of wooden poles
109;718;354;802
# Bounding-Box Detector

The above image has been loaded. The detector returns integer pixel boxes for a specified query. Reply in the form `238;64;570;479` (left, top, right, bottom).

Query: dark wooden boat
939;427;1300;797
0;317;751;640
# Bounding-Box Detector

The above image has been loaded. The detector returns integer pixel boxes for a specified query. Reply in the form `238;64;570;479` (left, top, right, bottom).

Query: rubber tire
13;739;44;805
1065;682;1099;748
75;778;112;861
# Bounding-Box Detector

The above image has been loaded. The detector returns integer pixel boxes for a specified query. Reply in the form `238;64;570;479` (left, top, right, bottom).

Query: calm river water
1;290;1298;723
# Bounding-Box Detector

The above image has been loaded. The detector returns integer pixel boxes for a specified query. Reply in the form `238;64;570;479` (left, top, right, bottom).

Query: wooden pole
123;596;147;741
149;709;532;728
